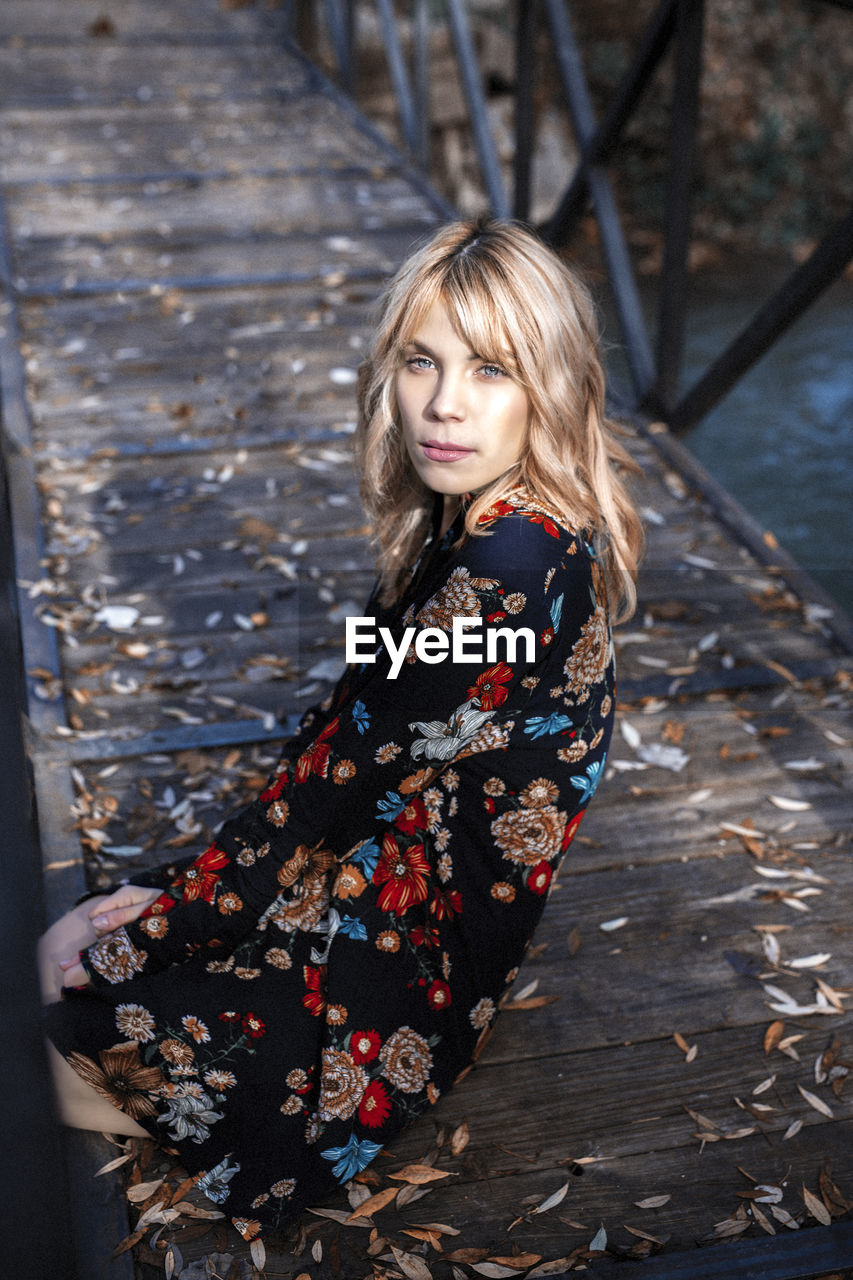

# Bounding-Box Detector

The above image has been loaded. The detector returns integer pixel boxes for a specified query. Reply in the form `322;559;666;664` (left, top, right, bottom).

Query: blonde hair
356;219;643;622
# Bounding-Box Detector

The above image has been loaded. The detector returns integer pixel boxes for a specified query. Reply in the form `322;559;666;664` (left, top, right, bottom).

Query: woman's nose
428;372;465;420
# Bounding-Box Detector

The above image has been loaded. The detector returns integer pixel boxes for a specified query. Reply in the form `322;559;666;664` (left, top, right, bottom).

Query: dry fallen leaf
802;1185;832;1226
450;1121;470;1156
634;1195;671;1209
391;1245;434;1280
764;1020;785;1053
347;1185;399;1219
797;1083;834;1118
389;1164;455;1184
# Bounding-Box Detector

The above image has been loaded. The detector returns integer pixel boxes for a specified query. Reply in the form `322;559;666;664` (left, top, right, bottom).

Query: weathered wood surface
1;3;851;1278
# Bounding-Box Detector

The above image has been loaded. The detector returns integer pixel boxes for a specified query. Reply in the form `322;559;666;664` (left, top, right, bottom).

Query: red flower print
140;892;176;919
394;796;428;834
350;1029;381;1065
486;611;507;623
241;1012;266;1039
540;626;554;646
302;964;327;1017
561;809;586;851
427;979;452;1011
430;887;462;920
467;662;512;710
527;861;552;895
373;834;430;914
409;924;440;949
358;1080;391;1128
527;512;561;539
259;766;289;803
219;1010;240;1024
180;845;229;904
294;717;339;784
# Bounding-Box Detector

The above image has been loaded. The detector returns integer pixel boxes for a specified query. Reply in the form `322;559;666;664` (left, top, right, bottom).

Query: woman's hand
58;885;163;988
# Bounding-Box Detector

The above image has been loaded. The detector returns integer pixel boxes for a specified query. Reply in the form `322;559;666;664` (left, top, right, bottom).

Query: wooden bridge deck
2;3;852;1277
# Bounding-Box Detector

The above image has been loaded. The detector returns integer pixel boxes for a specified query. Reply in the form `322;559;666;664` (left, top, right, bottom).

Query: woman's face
395;300;529;499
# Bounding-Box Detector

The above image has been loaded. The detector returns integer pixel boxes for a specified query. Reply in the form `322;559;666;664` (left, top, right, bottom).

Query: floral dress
45;486;615;1242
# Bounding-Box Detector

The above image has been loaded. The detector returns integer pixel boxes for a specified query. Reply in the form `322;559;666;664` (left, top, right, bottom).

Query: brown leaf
450;1121;470;1156
505;994;561;1010
250;1238;266;1272
634;1195;671;1209
623;1225;666;1244
445;1248;490;1264
402;1228;443;1250
487;1253;542;1267
347;1185;399;1220
673;1032;690;1053
389;1164;454;1184
111;1227;147;1257
802;1185;832;1226
820;1167;853;1216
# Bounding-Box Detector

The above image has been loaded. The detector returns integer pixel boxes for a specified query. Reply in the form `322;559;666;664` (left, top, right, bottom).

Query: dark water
603;261;853;618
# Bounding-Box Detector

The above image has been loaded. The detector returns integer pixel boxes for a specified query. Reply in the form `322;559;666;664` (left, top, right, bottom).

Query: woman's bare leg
39;900;149;1138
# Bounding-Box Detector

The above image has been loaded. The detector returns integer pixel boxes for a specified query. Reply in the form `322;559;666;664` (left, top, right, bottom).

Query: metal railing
284;0;853;433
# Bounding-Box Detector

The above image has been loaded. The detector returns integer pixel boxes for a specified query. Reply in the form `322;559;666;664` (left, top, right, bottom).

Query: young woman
41;219;642;1241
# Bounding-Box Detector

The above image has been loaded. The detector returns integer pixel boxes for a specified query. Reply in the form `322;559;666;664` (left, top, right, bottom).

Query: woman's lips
421;441;474;462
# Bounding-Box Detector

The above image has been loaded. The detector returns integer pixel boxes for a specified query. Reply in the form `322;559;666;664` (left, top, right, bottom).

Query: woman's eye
405;355;433;371
480;363;506;379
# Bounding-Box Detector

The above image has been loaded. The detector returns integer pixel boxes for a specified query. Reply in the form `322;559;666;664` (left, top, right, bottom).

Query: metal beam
669;205;853;431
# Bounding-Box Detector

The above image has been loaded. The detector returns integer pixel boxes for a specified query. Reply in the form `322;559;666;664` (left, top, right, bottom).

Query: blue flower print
352;699;370;734
550;593;563;634
321;1134;384;1182
570;757;605;804
375;790;406;822
337;915;368;941
523;713;575;739
349;838;380;879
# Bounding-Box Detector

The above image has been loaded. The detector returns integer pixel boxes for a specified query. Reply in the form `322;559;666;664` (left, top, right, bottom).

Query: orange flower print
375;929;400;953
466;662;513;710
294;717;339;783
181;845;229;904
217;890;243;915
332;759;356;784
333;864;367;900
232;1218;261;1242
372;834;430;914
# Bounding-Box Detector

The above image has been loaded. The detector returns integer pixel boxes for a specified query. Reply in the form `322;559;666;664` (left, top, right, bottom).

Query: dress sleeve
79;512;600;989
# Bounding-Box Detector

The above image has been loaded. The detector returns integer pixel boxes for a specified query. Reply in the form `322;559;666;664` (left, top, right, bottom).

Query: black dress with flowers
45;487;615;1242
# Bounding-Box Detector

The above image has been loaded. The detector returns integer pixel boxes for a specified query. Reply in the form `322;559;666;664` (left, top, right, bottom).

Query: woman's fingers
59;957;89;988
88;885;162;936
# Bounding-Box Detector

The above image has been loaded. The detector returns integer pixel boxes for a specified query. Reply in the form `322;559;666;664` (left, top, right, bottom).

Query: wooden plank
0;95;401;183
0;41;312;107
